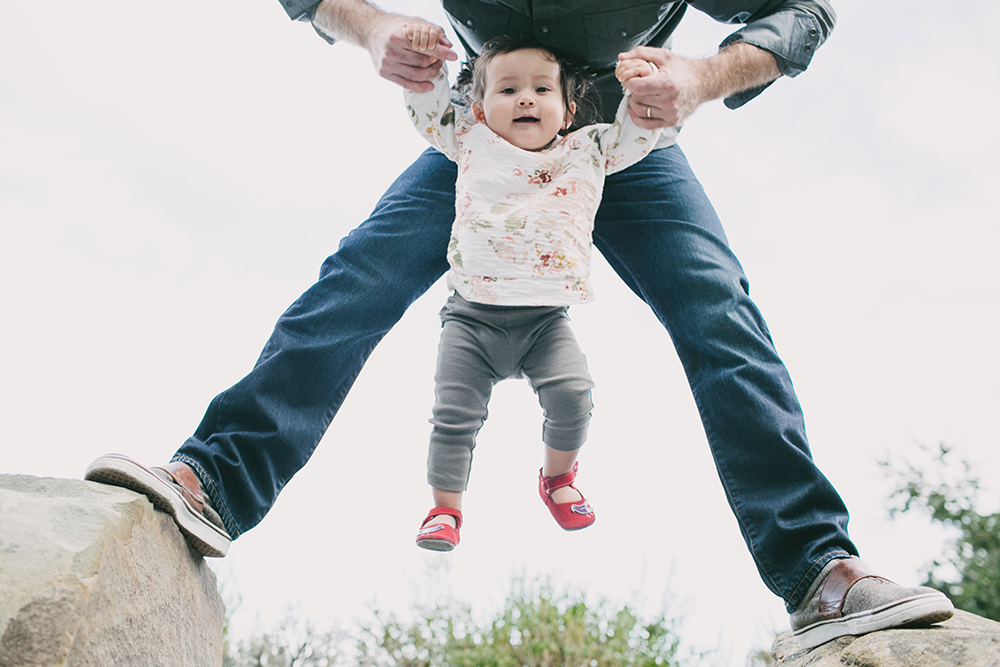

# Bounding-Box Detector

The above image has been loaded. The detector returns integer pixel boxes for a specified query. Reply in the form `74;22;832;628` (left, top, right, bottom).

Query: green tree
882;443;1000;621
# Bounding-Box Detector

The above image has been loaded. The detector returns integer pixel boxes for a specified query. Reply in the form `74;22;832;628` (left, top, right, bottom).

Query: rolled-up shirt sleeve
690;0;836;108
278;0;336;44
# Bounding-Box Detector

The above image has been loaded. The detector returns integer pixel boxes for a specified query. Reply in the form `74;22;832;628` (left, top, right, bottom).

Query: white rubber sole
84;453;231;558
792;592;954;650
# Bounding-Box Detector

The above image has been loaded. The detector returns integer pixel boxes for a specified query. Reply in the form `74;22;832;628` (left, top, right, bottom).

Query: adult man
85;0;955;649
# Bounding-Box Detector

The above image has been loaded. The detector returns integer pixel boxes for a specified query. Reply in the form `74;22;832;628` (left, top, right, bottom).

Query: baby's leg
425;301;499;526
522;312;595;505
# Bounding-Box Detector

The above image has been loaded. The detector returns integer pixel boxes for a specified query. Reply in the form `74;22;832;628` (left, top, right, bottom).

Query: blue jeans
174;144;856;611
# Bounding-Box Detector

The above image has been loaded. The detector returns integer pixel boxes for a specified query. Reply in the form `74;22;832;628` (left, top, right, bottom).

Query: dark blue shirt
279;0;835;111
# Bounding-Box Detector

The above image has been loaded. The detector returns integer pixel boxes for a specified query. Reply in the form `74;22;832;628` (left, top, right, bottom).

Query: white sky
2;1;998;663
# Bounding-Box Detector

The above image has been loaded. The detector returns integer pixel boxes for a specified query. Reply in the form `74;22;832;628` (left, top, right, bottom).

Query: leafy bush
225;574;700;667
355;576;688;667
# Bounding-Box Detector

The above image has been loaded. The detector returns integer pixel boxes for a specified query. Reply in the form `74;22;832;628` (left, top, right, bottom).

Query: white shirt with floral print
405;66;675;307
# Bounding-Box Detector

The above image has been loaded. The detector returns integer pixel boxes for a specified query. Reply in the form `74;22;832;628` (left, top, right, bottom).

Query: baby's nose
518;95;535;106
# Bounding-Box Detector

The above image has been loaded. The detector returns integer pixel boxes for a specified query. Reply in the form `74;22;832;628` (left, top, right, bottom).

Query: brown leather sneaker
85;453;231;558
789;557;954;650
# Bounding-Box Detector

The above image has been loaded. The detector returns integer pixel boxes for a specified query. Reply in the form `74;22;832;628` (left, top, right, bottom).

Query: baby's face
475;48;571;151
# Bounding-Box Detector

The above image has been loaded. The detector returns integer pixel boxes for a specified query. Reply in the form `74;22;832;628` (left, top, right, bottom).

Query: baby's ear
472;103;487;123
564;101;577;129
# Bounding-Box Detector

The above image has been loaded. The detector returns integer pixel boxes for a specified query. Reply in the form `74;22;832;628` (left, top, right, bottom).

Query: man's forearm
694;41;782;105
311;0;395;49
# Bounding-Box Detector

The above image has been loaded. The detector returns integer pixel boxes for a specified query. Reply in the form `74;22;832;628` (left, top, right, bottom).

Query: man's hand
617;47;704;128
312;0;457;92
371;18;456;92
618;42;781;128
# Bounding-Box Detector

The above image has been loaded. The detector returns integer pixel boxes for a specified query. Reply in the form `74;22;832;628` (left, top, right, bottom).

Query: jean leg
593;144;856;610
174;148;457;537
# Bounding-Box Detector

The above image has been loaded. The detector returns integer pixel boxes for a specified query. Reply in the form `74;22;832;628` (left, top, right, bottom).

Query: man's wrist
698;41;781;104
312;0;394;50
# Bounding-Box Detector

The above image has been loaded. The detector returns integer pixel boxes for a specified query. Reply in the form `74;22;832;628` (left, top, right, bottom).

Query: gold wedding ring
646;105;652;119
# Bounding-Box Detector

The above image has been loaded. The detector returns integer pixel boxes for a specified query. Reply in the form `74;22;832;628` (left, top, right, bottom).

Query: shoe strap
819;558;878;619
154;463;205;514
422;506;463;529
540;462;579;495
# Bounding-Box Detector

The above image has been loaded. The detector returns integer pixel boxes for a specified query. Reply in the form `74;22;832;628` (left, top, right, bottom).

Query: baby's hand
615;57;658;84
404;22;445;55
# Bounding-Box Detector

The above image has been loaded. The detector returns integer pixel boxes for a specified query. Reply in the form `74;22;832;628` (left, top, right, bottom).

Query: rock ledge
0;474;225;667
773;609;1000;667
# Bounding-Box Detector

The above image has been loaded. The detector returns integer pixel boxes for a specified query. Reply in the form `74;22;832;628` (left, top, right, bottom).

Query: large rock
0;474;225;667
773;609;1000;667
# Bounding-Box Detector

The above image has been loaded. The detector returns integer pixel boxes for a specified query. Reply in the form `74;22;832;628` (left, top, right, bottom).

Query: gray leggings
427;294;595;492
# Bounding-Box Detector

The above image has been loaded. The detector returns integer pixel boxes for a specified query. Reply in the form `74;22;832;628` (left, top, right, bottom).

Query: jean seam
171;453;241;539
707;422;784;598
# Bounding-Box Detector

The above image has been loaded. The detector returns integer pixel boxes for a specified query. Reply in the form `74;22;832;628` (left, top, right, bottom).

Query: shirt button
466;19;474;27
804;44;812;52
619;29;628;38
809;28;817;36
540;25;549;33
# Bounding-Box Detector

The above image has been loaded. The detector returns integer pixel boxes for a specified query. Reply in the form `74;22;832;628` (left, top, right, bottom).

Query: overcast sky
2;1;997;663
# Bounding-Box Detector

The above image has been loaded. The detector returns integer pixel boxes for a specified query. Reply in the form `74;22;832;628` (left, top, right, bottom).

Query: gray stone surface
773;609;1000;667
0;474;225;666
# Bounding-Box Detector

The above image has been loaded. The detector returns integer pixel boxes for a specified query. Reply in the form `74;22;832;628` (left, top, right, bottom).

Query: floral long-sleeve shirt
405;67;675;306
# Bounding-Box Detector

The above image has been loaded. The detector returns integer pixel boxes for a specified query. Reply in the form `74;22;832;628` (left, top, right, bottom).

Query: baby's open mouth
514;117;540;123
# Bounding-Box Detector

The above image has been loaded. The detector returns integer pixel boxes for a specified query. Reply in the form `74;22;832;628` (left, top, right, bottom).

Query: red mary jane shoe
538;462;595;531
415;506;463;551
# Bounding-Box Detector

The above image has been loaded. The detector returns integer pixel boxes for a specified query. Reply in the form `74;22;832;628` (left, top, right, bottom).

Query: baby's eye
536;86;551;93
501;87;516;94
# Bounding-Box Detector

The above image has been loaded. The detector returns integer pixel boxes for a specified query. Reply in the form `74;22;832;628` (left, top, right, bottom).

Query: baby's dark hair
456;35;600;132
